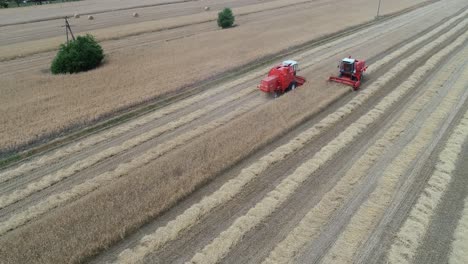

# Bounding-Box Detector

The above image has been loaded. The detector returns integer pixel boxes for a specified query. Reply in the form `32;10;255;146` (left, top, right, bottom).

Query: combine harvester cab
329;56;367;90
259;60;306;98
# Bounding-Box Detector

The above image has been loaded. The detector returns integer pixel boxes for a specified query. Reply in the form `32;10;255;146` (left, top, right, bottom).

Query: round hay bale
132;12;139;17
73;13;80;19
87;15;94;20
204;6;210;11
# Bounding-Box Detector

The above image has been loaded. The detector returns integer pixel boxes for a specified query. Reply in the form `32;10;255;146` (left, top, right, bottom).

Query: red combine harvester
259;60;306;97
329;56;367;90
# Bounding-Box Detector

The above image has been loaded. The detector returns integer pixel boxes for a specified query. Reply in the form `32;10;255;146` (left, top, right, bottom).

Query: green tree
217;8;235;29
51;34;104;74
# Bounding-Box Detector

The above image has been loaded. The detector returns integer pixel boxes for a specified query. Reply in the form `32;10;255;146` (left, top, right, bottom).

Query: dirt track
0;0;468;263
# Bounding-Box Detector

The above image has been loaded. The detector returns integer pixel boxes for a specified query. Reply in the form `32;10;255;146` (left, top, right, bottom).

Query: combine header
259;60;306;97
329;56;367;90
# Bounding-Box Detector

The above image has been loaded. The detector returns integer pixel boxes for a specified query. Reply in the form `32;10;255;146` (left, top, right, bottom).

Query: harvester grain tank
258;60;306;97
329;56;367;90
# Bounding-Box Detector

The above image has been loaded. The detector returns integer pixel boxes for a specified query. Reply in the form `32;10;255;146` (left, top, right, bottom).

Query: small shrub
217;8;235;29
51;34;104;74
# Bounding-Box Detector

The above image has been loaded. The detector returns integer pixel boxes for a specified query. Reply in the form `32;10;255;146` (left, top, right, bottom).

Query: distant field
0;0;80;10
0;0;184;24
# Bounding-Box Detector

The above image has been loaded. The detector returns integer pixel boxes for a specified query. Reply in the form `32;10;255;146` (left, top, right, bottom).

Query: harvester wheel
353;83;360;91
273;91;280;98
291;82;296;90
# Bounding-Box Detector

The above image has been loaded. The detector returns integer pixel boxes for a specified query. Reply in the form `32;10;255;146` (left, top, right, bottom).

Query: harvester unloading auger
329;56;367;90
258;60;306;98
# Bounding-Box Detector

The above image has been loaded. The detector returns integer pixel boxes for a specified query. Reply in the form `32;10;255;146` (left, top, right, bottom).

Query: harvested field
1;0;468;264
0;0;189;25
265;34;468;264
388;76;468;264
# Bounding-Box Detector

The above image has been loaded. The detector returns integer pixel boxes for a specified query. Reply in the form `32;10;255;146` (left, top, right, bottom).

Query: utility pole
376;0;382;19
63;17;75;44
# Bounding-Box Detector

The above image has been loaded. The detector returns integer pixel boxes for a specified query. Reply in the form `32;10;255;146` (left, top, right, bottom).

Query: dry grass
263;46;468;264
321;39;468;263
188;29;468;264
388;69;468;263
0;0;424;151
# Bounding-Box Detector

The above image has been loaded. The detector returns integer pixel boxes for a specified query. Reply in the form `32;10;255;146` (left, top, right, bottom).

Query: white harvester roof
342;58;355;63
282;60;298;66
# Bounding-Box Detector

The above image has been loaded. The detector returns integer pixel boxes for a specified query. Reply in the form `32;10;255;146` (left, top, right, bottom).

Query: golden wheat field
1;0;468;263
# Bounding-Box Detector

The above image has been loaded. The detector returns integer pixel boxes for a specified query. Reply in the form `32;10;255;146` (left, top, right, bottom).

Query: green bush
217;8;235;29
51;34;104;74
